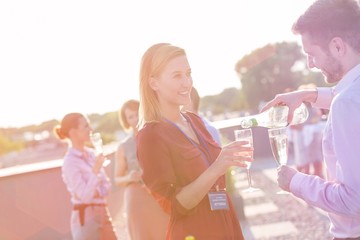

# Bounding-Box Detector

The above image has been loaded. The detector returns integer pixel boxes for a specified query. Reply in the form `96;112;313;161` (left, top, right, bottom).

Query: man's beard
322;55;344;84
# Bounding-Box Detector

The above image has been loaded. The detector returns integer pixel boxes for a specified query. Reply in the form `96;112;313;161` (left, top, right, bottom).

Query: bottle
240;103;309;128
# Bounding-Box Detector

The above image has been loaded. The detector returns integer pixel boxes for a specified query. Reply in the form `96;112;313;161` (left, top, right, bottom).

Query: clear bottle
240;103;309;128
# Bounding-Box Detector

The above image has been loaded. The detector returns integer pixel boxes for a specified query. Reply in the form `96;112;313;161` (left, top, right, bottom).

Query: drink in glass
90;132;111;167
268;131;288;166
268;127;289;194
234;129;259;193
90;132;104;155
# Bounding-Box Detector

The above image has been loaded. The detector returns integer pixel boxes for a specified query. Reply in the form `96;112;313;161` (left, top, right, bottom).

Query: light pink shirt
62;147;111;205
290;63;360;238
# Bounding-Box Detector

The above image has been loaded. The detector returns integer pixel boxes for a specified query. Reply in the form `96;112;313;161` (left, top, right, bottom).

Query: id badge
208;191;229;211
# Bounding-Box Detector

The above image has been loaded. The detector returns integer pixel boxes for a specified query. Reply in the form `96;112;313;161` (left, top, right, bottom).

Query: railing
0;159;73;239
0;118;273;240
0;151;119;240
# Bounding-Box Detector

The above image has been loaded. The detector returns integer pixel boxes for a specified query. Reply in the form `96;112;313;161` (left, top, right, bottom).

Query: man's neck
342;50;360;74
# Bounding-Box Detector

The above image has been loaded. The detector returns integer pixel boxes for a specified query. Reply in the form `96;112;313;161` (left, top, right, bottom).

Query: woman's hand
175;140;253;210
128;170;142;183
93;154;106;174
211;140;253;176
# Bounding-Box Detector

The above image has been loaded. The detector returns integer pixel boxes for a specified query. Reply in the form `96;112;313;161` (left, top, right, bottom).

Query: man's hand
260;89;317;123
277;165;298;192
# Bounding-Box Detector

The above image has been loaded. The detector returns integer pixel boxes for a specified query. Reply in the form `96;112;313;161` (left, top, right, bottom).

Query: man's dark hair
292;0;360;52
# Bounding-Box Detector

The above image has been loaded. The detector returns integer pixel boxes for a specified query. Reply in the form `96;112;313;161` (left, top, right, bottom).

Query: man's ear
330;37;345;56
149;77;159;90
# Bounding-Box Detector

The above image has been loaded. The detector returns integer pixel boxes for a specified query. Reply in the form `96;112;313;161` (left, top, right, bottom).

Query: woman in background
137;43;251;239
54;112;117;240
115;99;168;240
182;86;222;146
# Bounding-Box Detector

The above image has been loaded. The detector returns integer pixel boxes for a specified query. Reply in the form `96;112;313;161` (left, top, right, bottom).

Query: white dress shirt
290;63;360;238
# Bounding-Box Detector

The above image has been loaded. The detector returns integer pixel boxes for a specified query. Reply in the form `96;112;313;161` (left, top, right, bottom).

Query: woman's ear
68;128;76;139
149;77;159;91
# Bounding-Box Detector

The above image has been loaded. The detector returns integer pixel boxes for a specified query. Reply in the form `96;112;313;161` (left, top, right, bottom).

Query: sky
0;0;315;128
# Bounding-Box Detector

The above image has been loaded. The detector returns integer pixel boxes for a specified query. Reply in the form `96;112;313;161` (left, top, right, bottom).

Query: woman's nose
183;76;192;86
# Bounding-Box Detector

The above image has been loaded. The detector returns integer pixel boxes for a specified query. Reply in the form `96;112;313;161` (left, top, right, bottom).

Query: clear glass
234;129;259;193
90;132;111;167
268;127;289;194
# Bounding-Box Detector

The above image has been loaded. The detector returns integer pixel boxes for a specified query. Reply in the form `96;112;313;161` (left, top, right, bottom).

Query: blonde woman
115;99;168;240
137;43;252;239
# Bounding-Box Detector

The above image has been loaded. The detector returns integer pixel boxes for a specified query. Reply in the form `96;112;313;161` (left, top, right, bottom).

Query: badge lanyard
163;114;220;190
163;114;212;166
164;114;229;211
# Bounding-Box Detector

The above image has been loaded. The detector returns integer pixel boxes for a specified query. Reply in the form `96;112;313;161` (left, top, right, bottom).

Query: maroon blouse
137;112;244;240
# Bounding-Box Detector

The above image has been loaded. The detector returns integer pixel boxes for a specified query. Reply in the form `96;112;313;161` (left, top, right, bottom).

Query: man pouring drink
261;0;360;239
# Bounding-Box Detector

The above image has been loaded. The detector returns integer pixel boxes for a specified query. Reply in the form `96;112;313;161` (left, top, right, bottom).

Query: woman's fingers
232;159;252;168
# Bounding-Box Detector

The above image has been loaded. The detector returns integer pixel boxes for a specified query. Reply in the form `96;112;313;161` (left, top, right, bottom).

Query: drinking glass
234;129;259;193
90;132;111;167
268;127;289;194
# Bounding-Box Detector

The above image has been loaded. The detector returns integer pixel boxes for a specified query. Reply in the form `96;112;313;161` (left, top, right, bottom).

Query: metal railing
0;118;273;240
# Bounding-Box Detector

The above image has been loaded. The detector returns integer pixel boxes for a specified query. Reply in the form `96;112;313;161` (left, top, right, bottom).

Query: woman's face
124;107;139;129
151;55;193;108
71;117;92;143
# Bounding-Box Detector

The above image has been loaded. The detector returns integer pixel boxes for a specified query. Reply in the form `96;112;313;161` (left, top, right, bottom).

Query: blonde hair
138;43;186;127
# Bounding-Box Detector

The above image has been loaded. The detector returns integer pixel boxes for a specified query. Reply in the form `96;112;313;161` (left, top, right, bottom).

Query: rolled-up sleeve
312;87;334;110
290;95;360;218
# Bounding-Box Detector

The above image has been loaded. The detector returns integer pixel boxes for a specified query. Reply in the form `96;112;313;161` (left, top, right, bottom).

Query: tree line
0;41;331;156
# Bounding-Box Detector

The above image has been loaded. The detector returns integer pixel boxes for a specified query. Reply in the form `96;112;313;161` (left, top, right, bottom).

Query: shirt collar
68;147;92;159
334;63;360;95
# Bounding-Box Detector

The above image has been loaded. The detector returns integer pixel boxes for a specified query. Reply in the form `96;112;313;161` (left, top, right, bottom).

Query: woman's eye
173;74;182;79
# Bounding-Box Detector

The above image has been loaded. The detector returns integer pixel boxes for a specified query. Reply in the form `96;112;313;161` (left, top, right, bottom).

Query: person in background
261;0;360;239
289;84;324;178
182;86;222;146
183;87;247;221
301;106;325;178
136;43;252;239
114;99;168;240
54;113;117;240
